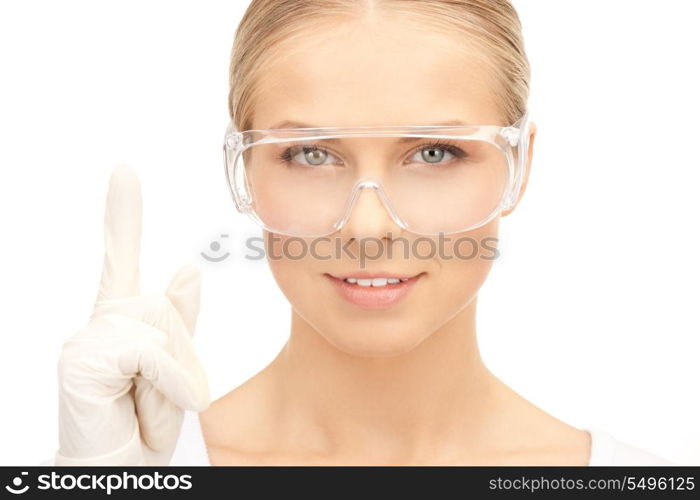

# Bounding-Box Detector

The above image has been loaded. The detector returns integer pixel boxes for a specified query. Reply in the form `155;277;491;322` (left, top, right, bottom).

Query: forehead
251;17;501;129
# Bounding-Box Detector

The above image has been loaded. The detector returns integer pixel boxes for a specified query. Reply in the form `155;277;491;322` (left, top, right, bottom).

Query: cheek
409;223;499;322
264;233;316;304
264;233;339;329
434;247;494;316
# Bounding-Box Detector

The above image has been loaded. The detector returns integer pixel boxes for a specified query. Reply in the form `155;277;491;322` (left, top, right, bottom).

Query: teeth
343;277;410;286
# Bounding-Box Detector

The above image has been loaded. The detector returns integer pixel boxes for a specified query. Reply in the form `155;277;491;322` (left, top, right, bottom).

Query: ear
501;121;537;217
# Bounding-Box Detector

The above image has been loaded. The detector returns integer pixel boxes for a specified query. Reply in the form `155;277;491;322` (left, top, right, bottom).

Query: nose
338;180;403;240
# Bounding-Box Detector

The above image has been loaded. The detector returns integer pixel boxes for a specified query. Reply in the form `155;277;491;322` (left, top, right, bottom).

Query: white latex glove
55;165;210;466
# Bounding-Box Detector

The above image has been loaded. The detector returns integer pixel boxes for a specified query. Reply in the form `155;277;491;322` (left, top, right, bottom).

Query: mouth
324;272;424;310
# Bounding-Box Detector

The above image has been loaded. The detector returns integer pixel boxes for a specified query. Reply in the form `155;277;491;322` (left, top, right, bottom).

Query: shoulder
585;428;675;466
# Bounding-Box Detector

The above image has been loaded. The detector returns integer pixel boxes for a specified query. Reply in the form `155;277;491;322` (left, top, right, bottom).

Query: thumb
165;265;201;336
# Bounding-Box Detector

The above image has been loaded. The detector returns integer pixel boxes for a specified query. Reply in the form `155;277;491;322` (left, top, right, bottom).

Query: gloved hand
55;165;210;466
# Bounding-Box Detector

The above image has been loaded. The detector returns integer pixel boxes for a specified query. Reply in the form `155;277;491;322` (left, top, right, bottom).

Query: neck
269;297;500;458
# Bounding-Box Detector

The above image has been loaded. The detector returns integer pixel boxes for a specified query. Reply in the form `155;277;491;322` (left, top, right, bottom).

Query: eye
278;145;340;167
408;141;465;166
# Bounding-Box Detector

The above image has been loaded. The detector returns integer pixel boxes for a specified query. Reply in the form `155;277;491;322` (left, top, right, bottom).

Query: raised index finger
95;165;142;303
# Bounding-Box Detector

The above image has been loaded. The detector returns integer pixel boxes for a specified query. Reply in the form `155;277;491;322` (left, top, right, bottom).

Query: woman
52;0;672;466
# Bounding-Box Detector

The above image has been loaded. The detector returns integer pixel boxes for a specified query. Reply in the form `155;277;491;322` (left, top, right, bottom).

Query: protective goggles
223;111;531;237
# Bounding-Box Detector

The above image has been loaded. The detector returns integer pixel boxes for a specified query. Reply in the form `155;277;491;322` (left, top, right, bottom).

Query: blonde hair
228;0;530;130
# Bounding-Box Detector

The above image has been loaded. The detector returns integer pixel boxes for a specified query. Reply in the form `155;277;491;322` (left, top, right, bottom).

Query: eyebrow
267;119;475;142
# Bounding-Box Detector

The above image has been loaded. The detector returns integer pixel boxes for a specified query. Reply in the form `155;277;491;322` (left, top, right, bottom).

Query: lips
325;272;423;310
329;271;419;281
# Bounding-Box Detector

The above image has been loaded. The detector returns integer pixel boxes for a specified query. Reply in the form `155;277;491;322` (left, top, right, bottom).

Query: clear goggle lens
224;119;529;237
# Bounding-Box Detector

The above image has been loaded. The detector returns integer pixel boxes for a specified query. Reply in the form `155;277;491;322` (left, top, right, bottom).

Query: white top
170;410;676;466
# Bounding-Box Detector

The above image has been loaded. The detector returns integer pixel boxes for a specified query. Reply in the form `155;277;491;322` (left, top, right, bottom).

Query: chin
321;325;429;358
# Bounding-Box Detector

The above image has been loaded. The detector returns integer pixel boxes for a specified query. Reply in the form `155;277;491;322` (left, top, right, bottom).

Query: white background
0;0;698;465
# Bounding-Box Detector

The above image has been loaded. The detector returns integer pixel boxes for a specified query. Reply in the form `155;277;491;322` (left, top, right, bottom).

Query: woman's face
252;14;534;357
